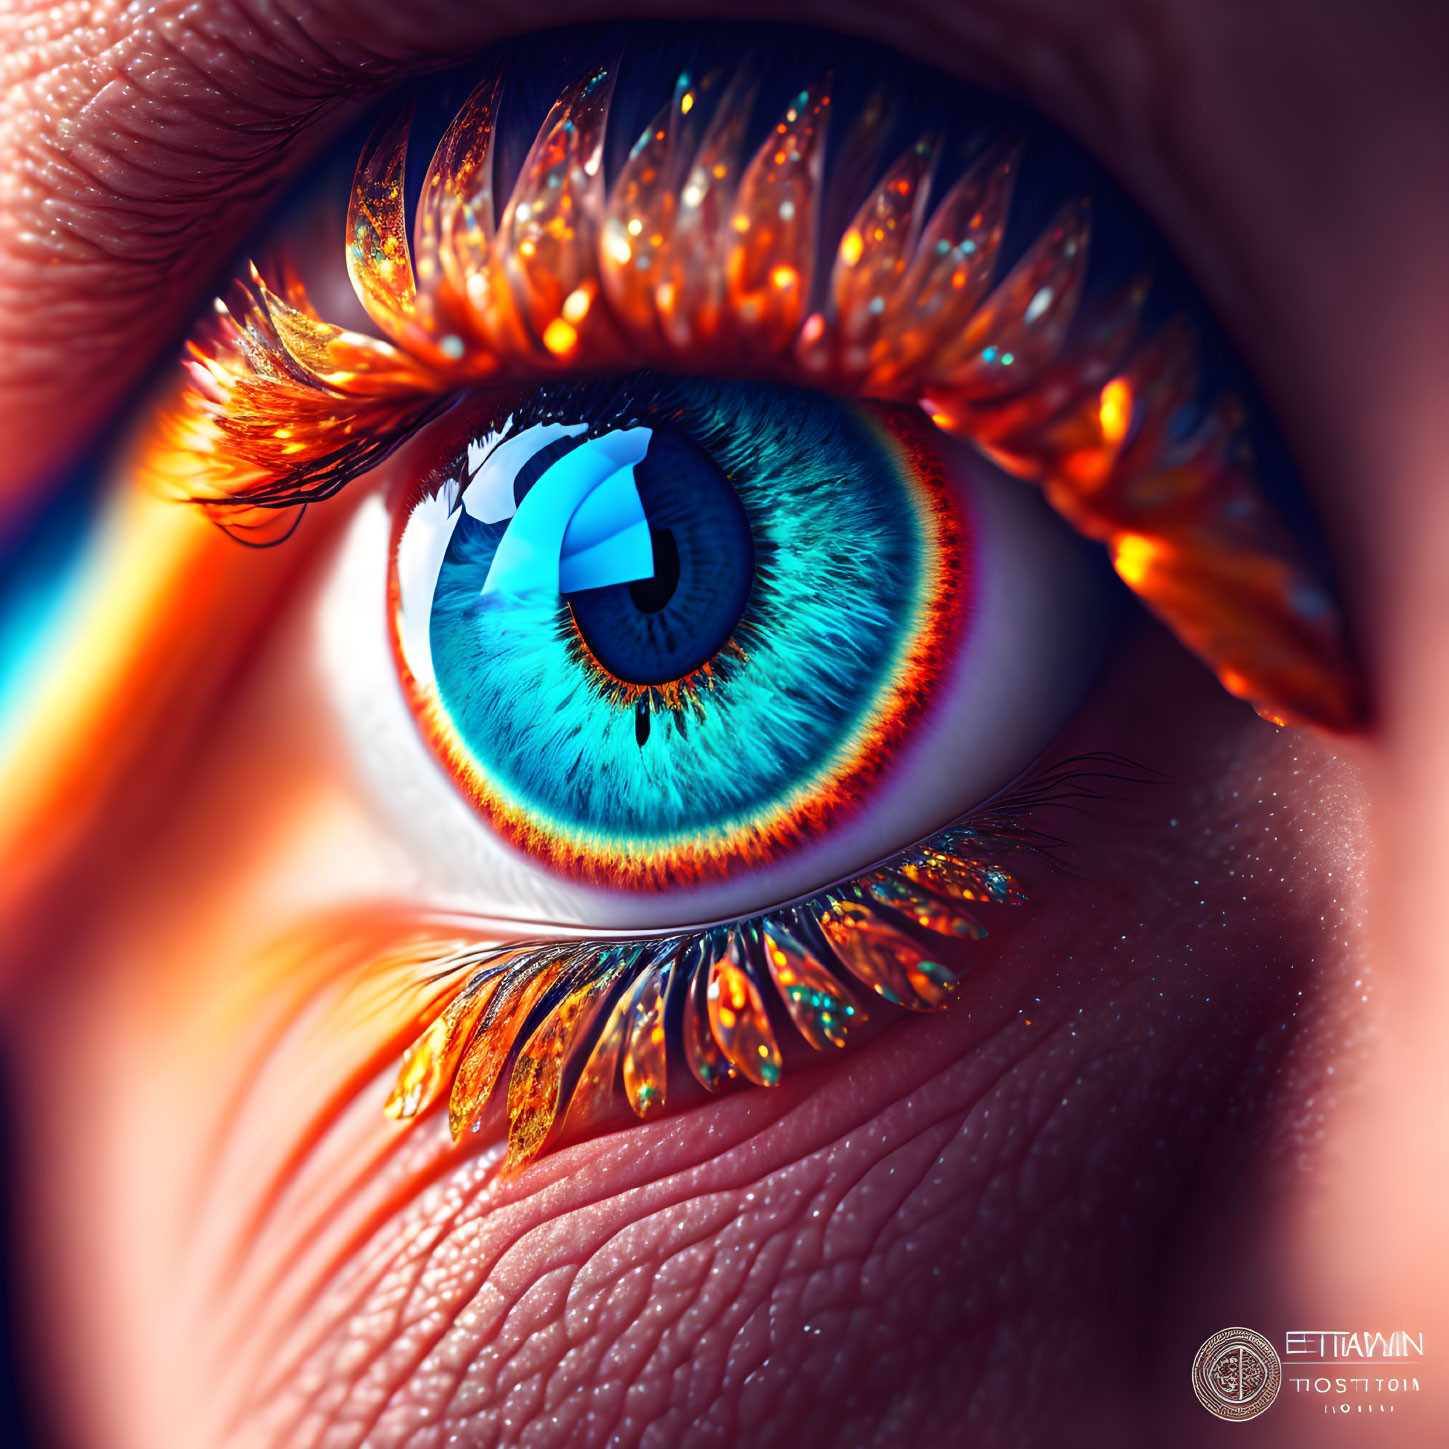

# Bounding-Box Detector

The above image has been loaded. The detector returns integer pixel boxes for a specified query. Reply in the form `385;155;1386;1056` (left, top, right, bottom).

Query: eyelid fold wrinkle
139;33;1363;732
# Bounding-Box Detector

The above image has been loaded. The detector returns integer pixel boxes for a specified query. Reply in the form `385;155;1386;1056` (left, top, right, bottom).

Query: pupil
567;431;754;686
628;529;680;614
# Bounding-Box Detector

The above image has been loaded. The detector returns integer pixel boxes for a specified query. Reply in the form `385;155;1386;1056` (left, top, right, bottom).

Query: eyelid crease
140;52;1364;733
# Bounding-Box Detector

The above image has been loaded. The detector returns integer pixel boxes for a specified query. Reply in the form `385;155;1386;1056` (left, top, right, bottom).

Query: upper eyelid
1;2;1185;521
0;15;1155;942
145;43;1361;738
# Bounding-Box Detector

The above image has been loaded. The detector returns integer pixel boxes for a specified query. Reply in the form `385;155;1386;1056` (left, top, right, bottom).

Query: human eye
5;15;1402;1449
123;27;1362;1178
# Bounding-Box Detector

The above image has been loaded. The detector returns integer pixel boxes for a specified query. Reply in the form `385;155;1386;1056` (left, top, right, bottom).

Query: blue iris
427;376;931;851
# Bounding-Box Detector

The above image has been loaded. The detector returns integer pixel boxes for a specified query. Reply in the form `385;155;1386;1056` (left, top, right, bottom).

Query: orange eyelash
382;823;1031;1176
140;62;1364;731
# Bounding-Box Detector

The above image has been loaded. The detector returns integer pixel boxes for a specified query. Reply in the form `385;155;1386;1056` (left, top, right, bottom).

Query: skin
1;2;1447;1446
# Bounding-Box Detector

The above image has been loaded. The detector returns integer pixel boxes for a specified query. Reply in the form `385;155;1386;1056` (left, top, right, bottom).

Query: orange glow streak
142;916;533;1313
0;482;309;930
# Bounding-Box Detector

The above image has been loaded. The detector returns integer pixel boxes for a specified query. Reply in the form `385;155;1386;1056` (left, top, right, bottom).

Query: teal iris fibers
429;377;929;852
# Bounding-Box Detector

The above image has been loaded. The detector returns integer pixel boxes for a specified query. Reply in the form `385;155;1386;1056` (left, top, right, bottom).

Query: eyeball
321;374;1114;928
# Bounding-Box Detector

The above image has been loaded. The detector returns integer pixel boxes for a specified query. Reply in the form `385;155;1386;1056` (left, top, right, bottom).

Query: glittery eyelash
383;757;1123;1175
142;59;1363;732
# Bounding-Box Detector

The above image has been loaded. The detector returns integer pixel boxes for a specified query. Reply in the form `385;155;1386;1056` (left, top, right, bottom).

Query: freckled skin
1;3;1447;1448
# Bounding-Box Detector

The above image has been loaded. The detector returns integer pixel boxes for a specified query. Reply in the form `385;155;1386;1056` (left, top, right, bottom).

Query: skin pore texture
1;2;1447;1447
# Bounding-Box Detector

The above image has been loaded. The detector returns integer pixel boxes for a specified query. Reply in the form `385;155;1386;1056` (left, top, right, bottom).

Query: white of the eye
393;479;457;689
321;492;596;924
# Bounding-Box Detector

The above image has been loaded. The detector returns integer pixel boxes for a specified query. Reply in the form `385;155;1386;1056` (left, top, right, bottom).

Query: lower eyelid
382;820;1032;1172
169;884;1045;1330
198;739;1125;1189
185;957;1020;1441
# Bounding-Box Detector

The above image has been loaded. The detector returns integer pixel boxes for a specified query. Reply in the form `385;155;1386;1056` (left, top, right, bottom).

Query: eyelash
384;755;1123;1174
143;55;1362;735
